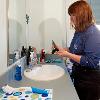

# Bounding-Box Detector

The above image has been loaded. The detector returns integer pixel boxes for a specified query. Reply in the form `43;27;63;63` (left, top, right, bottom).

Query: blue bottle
14;65;22;81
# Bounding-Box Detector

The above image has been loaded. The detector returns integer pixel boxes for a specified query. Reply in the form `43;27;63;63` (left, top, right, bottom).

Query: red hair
68;0;94;32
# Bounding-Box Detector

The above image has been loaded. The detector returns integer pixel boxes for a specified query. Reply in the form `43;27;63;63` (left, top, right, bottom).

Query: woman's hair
68;0;94;32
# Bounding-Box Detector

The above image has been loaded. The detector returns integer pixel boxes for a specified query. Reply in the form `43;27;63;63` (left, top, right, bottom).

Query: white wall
0;0;7;75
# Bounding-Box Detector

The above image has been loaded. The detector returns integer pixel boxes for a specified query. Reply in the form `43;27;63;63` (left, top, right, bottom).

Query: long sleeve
70;25;100;69
80;26;100;69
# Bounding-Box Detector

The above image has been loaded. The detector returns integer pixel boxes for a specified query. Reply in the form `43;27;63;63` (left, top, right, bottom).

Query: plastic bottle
14;65;22;81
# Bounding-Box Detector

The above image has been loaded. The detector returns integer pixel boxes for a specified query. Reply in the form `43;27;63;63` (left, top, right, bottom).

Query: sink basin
24;64;65;81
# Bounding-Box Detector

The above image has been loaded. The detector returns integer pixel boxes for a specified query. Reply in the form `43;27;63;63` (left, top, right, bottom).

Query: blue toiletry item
31;87;48;96
14;65;22;81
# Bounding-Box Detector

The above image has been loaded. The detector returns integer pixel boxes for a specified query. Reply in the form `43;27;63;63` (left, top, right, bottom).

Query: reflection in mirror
8;0;26;65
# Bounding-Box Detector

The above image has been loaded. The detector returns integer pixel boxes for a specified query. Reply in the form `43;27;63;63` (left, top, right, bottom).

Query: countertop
7;62;79;100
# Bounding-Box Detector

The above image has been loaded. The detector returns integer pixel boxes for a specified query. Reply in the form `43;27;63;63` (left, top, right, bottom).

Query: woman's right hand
56;46;69;52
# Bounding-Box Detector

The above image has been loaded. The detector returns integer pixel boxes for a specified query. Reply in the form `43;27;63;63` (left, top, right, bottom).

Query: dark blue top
69;24;100;69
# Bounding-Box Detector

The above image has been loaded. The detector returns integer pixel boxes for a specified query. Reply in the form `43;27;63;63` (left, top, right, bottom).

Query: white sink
24;64;65;81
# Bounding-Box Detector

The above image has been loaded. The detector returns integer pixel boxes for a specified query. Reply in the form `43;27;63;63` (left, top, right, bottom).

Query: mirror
8;0;67;65
8;0;100;66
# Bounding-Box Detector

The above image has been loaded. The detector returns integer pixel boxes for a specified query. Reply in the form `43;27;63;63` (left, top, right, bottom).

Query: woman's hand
54;45;69;52
56;49;69;57
56;48;81;63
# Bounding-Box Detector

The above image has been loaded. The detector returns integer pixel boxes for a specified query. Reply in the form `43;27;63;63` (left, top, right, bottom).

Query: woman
56;1;100;100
